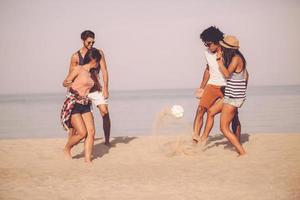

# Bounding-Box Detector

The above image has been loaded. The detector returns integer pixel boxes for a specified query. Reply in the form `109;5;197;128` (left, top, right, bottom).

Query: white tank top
205;50;227;86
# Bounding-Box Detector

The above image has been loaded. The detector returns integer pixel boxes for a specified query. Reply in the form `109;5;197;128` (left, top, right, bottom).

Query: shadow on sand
73;136;137;160
202;133;250;152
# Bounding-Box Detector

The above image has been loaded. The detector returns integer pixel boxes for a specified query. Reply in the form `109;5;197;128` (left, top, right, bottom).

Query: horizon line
0;84;300;96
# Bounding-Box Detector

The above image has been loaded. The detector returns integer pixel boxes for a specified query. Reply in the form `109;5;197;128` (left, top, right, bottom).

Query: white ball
171;105;184;118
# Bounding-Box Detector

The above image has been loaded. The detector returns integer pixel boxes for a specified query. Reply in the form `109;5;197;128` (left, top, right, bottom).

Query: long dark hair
83;48;101;64
83;48;102;91
83;48;101;73
221;47;246;69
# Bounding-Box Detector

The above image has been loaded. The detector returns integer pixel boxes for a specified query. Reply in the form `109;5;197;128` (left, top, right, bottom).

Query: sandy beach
0;133;300;200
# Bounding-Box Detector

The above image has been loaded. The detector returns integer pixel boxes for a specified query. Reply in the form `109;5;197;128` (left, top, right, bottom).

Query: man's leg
193;84;218;142
193;105;207;141
200;98;223;142
98;104;111;146
88;91;111;146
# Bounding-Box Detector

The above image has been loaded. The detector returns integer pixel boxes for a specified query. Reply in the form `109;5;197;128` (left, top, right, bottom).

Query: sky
0;0;299;94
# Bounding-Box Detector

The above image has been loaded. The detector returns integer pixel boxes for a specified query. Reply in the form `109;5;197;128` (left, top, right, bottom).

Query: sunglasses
87;41;95;45
204;42;213;47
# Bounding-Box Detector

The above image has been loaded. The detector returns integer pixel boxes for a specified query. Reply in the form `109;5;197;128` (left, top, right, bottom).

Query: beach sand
0;133;300;200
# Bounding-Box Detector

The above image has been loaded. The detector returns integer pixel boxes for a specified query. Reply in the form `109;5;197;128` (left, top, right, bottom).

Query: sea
0;85;299;139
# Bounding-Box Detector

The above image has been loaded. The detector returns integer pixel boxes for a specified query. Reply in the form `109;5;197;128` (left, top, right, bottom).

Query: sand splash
152;106;202;157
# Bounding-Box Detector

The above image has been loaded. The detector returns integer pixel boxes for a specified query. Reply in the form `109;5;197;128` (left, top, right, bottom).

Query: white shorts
88;91;108;106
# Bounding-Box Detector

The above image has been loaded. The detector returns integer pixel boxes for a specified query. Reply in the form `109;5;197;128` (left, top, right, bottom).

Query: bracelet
216;57;221;61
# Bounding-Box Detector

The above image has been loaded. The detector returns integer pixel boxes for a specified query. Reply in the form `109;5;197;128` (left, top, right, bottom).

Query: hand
66;83;72;88
103;89;109;99
195;88;204;99
63;80;73;88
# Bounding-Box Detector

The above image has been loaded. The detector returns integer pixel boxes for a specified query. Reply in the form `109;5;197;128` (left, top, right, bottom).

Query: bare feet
198;136;208;146
85;158;92;164
192;132;201;144
63;147;72;160
199;135;208;142
192;136;200;144
237;152;247;157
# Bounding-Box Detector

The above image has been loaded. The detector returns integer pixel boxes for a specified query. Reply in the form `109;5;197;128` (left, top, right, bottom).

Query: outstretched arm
99;49;109;99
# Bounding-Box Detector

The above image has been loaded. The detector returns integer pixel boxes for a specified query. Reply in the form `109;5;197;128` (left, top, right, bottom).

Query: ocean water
0;85;299;139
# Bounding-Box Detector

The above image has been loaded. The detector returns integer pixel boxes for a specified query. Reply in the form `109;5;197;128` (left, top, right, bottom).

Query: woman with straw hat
216;35;248;156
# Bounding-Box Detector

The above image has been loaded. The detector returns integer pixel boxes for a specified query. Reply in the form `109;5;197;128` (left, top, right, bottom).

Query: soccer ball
171;105;184;118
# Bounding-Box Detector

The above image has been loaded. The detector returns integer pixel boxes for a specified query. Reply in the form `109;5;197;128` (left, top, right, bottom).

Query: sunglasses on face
87;41;95;45
204;42;213;47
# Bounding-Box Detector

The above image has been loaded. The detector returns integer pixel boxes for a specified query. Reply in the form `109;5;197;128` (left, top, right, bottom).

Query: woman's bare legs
67;128;77;146
232;111;241;142
82;112;96;163
200;98;241;143
63;114;87;159
200;98;224;142
220;103;246;155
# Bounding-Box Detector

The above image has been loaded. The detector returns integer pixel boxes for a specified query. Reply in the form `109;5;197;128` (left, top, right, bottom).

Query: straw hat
220;35;239;49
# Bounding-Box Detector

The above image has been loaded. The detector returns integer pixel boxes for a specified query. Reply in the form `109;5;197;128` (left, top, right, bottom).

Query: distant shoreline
0;84;300;96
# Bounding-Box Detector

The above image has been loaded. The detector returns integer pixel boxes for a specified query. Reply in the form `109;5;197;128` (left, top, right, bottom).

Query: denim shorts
71;103;91;115
223;97;245;108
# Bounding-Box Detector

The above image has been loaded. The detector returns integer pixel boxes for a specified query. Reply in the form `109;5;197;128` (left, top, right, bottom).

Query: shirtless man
64;30;111;146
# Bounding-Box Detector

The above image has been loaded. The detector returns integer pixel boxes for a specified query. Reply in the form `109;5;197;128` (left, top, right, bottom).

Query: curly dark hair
200;26;224;44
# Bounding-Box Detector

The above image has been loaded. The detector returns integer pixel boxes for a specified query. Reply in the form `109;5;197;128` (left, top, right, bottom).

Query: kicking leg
193;105;207;142
200;98;223;142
